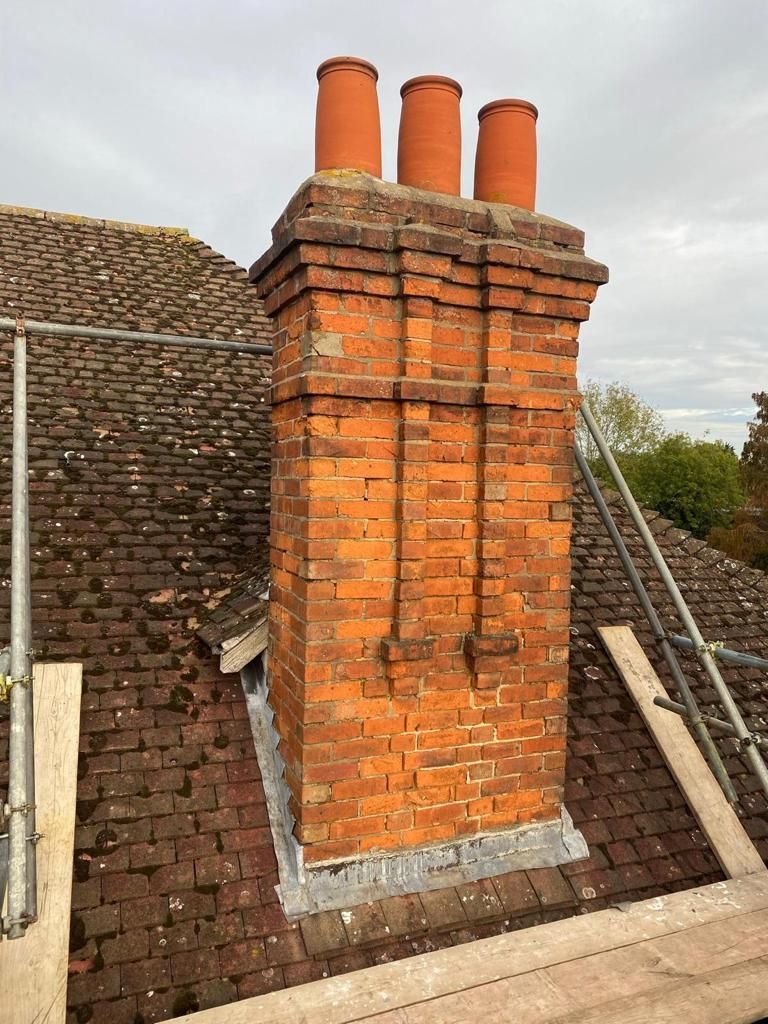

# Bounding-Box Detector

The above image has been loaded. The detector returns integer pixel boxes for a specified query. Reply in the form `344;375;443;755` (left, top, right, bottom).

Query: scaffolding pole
669;634;768;673
574;443;737;803
579;399;768;803
0;316;272;356
653;696;767;750
3;317;34;939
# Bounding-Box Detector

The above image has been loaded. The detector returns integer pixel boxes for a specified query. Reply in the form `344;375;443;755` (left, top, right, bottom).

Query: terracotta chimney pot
315;56;382;176
397;75;462;195
473;98;538;210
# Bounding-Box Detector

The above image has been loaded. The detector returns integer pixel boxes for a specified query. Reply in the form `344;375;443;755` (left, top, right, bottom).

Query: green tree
741;391;768;504
710;393;768;567
577;379;666;466
620;434;744;539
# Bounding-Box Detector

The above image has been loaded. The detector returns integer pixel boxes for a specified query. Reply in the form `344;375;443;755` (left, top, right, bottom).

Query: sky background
3;1;767;450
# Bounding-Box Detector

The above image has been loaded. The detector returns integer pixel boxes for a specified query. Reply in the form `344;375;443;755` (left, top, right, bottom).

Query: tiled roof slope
0;203;765;1023
0;204;273;337
0;206;274;1023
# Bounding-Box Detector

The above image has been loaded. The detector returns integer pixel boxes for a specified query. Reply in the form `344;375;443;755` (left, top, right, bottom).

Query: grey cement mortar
241;660;589;920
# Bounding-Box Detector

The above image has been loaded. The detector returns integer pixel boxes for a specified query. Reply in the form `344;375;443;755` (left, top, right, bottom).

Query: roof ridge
0;203;193;238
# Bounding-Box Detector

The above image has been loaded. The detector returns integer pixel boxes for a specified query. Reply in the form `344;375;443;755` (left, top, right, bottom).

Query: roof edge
0;203;193;238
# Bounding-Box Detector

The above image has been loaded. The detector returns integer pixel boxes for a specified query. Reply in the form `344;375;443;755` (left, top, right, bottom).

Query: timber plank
0;663;83;1024
363;908;768;1022
548;953;768;1024
598;624;765;879
178;875;768;1024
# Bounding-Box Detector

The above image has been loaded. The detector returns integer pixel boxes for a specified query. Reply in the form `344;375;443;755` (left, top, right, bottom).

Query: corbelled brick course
251;173;607;863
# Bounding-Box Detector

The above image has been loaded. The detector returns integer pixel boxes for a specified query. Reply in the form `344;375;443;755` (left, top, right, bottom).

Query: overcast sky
4;1;767;449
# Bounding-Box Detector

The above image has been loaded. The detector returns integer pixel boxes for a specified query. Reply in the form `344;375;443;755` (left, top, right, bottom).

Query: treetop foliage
579;379;744;541
577;379;665;465
710;392;768;568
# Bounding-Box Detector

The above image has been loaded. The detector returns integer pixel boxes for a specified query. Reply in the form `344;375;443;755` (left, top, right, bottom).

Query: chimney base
244;676;587;918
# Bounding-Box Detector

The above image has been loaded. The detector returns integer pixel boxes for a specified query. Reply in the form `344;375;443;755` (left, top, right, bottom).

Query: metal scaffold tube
669;634;768;673
573;443;738;804
4;317;34;939
0;316;272;356
653;696;768;749
579;398;768;802
23;375;37;925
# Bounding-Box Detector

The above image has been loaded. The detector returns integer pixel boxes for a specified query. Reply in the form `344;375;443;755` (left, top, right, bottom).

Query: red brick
67;965;121;1005
119;957;171;996
197;912;245;948
237;966;285;998
149;861;194;894
219;939;268;976
149;920;198;955
102;873;148;902
121;896;168;930
195;853;241;886
167;890;216;921
216;878;265;913
100;929;149;966
172;947;222;985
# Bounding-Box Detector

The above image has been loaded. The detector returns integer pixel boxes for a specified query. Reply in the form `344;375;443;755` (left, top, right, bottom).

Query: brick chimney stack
249;64;607;916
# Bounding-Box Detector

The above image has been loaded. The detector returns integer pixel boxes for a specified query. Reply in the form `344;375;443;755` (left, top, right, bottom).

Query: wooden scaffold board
0;662;83;1024
178;873;768;1024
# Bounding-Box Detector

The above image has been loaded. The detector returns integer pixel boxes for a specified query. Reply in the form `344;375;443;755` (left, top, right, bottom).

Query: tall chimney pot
315;56;382;176
474;98;538;209
397;75;462;196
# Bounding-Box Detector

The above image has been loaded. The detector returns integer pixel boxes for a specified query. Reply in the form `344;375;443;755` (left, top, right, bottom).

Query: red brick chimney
249;63;607;915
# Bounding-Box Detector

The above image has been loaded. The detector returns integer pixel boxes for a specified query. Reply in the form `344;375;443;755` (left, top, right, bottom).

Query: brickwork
251;174;607;863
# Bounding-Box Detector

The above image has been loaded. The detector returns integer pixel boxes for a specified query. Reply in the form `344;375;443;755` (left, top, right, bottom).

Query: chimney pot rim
317;56;379;82
478;98;538;122
400;75;463;99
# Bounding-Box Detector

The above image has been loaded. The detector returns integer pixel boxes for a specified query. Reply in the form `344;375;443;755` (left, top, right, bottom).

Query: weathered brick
150;919;198;955
195;853;241;886
299;910;349;957
78;903;121;938
265;927;307;966
526;867;576;908
253;176;605;860
237;966;285;998
120;957;171;996
172;948;222;985
102;873;148;903
100;929;149;966
149;861;195;894
67;965;121;1004
219;938;268;976
121;895;169;930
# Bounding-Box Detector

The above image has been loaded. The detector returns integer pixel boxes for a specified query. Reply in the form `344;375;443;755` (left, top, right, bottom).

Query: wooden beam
219;621;267;674
0;663;83;1024
365;908;768;1022
178;874;768;1024
598;625;765;879
548;953;768;1024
